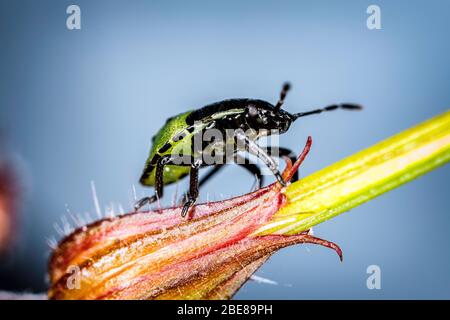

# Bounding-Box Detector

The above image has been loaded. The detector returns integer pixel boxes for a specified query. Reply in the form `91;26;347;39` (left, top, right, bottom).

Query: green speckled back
141;111;192;186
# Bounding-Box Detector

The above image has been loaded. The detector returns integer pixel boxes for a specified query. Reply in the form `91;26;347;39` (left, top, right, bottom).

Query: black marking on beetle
158;142;172;153
150;154;161;165
140;164;154;183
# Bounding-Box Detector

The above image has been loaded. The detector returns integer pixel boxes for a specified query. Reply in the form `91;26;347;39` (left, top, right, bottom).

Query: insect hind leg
196;156;263;189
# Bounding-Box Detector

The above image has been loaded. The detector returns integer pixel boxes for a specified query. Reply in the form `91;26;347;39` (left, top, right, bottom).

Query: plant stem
254;110;450;236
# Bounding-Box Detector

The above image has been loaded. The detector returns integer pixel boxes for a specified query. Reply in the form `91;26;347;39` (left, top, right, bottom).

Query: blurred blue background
0;0;449;299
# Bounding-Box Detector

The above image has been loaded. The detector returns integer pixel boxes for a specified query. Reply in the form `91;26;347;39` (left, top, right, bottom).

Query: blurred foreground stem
255;110;450;236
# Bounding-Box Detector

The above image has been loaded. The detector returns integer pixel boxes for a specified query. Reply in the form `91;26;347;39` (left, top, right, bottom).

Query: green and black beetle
136;83;361;216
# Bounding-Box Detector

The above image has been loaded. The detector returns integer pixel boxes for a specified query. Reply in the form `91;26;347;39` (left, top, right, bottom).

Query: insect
135;82;362;217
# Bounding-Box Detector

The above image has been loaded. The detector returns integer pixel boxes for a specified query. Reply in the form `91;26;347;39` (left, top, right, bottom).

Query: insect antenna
292;103;362;120
274;82;291;112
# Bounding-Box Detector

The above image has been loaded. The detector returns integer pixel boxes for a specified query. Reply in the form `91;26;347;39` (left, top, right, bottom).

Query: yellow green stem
255;109;450;236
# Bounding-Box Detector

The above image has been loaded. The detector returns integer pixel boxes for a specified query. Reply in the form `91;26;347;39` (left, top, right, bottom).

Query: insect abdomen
140;111;193;186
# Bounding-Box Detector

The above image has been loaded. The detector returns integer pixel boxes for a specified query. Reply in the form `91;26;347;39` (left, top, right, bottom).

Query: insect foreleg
267;147;298;182
234;129;286;187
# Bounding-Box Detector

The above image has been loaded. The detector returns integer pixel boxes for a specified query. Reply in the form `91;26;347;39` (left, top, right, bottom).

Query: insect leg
181;159;202;217
199;165;224;188
267;147;298;182
199;160;263;188
179;160;262;204
235;155;264;189
134;155;172;212
234;129;286;187
178;165;223;204
242;163;263;189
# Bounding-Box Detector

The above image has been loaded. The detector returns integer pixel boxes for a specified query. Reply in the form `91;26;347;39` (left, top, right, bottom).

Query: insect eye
247;105;258;117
